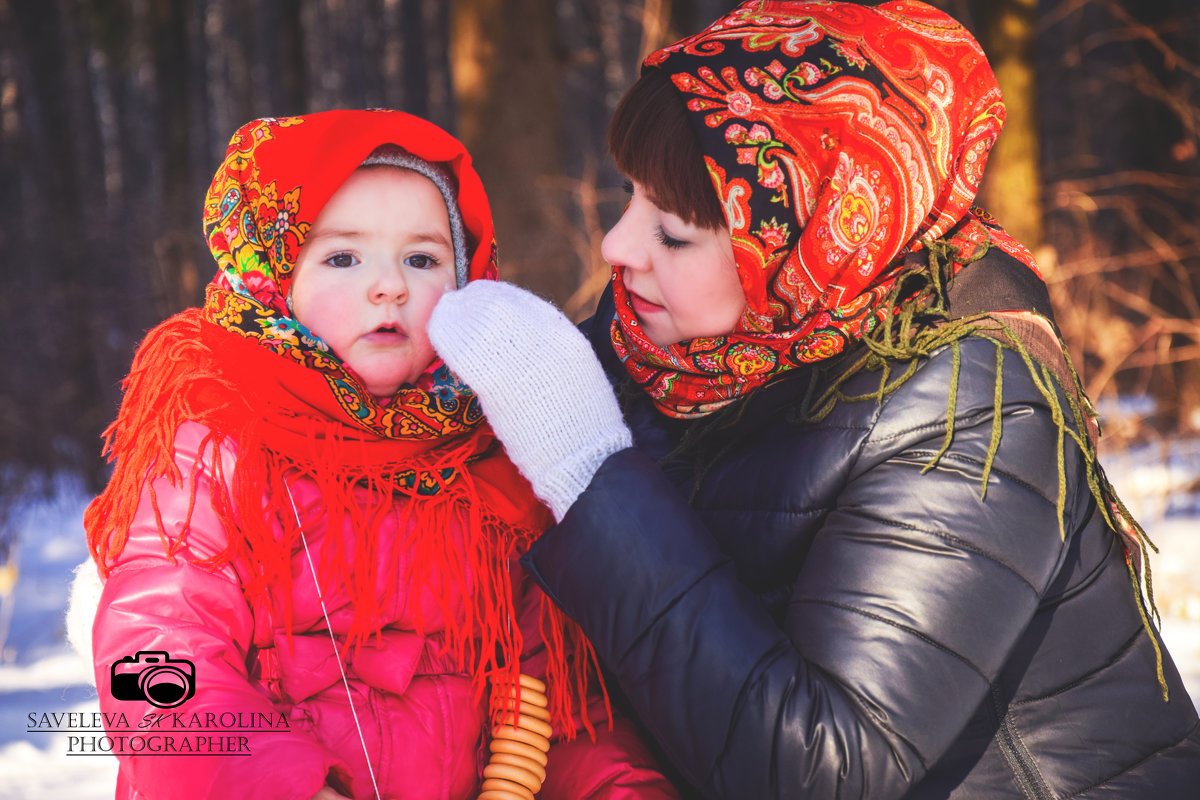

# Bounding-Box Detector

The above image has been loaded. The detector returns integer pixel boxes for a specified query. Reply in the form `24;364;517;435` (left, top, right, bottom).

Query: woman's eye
325;252;358;268
622;179;634;196
405;253;439;270
655;226;688;250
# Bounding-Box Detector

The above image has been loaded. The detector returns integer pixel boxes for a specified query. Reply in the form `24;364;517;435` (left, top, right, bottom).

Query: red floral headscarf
612;0;1039;417
202;110;496;438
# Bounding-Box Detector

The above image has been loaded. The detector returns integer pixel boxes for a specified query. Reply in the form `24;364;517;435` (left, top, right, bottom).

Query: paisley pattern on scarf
612;0;1038;417
202;112;496;438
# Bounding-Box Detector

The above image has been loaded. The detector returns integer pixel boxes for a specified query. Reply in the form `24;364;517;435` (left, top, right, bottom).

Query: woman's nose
601;211;648;273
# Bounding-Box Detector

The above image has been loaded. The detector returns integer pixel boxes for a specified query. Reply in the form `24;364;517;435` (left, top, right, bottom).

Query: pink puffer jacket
91;422;676;799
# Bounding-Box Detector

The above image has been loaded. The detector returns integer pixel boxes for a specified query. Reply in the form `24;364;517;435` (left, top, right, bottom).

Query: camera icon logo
110;651;196;709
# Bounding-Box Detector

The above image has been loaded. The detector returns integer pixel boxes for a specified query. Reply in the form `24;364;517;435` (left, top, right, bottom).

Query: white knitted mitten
429;281;633;520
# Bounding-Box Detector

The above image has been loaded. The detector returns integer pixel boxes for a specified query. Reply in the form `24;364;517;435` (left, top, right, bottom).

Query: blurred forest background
0;0;1198;540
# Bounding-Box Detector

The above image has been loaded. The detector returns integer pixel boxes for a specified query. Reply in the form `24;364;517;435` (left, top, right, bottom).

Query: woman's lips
627;289;664;316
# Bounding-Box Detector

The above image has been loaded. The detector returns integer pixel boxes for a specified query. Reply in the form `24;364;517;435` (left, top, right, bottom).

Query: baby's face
290;167;455;399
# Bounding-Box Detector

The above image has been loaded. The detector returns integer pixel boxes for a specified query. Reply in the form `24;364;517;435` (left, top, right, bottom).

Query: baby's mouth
364;323;406;341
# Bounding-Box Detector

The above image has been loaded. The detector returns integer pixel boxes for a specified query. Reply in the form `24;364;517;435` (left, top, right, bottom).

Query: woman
429;1;1200;797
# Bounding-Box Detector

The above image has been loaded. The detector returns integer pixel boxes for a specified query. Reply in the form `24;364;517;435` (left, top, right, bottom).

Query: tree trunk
970;0;1043;248
450;0;576;301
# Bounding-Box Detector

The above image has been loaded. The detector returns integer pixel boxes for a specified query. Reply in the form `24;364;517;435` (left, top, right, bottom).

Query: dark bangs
608;69;726;230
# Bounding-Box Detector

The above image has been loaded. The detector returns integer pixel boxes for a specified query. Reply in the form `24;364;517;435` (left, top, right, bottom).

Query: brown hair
607;69;727;230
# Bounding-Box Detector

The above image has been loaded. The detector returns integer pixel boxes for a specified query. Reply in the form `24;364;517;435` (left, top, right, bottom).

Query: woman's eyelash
655;226;688;250
621;179;686;248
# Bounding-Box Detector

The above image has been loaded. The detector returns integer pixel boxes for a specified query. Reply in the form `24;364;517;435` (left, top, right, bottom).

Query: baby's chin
366;379;415;402
367;367;442;403
347;349;439;401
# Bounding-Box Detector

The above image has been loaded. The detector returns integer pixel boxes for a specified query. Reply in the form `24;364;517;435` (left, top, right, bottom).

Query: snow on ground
1103;434;1200;699
0;437;1197;799
0;476;117;799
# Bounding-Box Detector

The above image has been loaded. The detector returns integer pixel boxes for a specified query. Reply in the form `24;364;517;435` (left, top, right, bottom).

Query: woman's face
601;180;745;347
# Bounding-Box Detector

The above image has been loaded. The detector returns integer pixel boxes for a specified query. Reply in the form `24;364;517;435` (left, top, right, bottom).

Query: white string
285;485;382;800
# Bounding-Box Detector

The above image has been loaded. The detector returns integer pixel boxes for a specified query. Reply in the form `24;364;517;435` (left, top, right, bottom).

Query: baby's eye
405;253;439;270
655;226;688;250
325;252;358;268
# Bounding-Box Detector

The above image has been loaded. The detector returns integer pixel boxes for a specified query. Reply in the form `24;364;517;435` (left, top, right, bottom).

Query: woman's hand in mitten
428;280;633;520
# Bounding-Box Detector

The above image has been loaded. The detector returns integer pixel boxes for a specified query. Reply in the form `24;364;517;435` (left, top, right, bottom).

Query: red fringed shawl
85;109;602;736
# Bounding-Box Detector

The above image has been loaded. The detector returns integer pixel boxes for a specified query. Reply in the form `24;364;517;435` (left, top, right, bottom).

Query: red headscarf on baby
612;0;1038;418
202;109;498;440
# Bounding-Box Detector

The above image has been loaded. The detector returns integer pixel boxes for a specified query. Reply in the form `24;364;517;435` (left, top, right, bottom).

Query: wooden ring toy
509;713;553;739
496;697;552;722
489;751;547;782
518;674;546;694
491;724;550;752
478;673;553;800
483;762;542;793
489;736;549;766
481;777;535;800
503;686;549;707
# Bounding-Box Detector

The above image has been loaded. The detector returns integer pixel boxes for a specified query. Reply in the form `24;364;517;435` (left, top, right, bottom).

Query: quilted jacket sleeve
522;341;1088;799
510;569;680;799
92;422;350;799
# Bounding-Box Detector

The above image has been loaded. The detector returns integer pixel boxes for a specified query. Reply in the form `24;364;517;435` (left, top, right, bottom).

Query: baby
77;110;674;800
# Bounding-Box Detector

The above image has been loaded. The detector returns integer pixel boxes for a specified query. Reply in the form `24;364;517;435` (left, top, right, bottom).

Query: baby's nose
371;268;409;302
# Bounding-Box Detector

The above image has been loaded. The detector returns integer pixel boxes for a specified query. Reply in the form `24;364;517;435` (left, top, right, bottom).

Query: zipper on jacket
991;683;1055;800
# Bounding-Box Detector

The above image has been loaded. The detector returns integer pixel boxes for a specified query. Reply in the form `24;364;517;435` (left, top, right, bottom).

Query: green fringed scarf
800;240;1165;698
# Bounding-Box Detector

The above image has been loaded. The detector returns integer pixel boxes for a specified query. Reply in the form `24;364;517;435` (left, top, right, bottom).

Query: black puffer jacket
523;288;1200;799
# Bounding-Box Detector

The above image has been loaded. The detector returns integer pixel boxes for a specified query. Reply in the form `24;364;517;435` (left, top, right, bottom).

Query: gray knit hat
360;144;470;288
